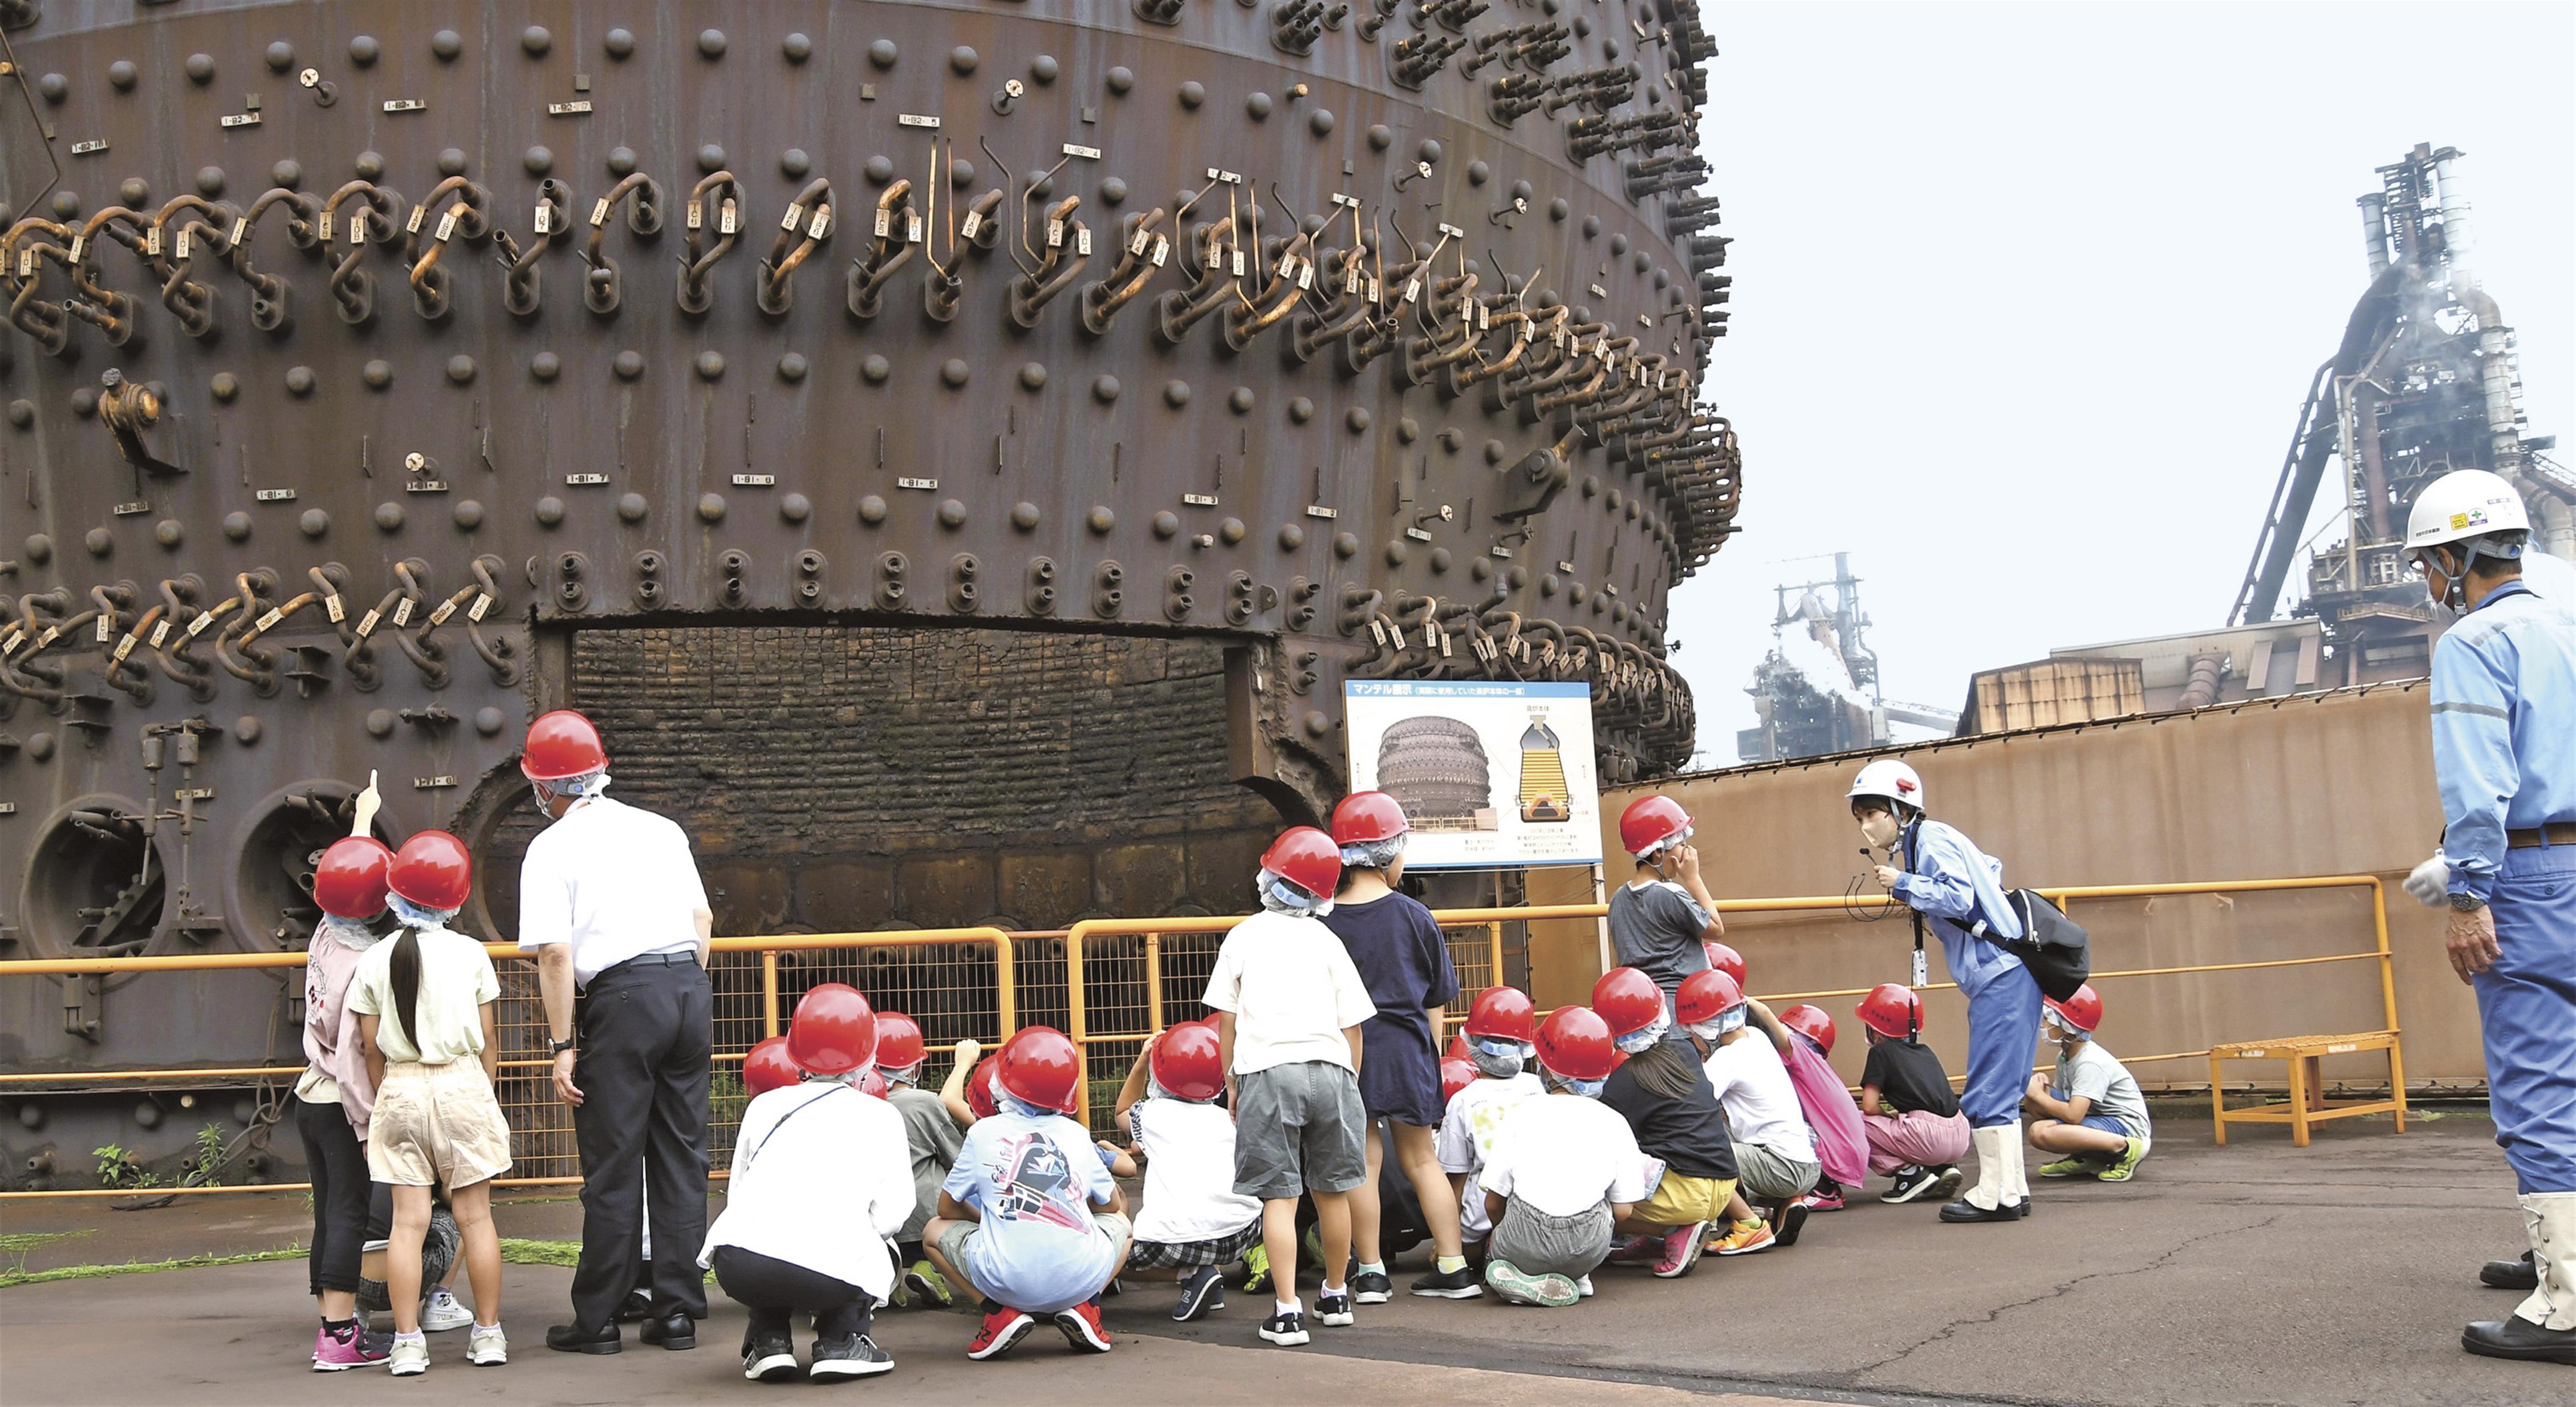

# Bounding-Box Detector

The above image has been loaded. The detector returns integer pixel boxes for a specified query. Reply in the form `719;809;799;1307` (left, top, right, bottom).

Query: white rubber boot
2003;1121;2030;1215
1938;1125;2018;1223
2465;1192;2576;1363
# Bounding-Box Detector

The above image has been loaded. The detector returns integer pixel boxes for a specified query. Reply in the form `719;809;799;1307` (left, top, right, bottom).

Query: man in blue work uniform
1852;759;2039;1224
2404;469;2576;1365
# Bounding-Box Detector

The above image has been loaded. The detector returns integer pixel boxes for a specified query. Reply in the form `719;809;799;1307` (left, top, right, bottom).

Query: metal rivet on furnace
617;493;650;523
185;52;216;83
612;350;645;380
950;46;978;74
120;178;152;208
1098;176;1127;205
778;352;810;383
697;144;728;175
1582;215;1602;238
532;351;563;382
6;399;32;428
1367;124;1392;151
864;154;895;185
781;493;812;523
694;351;728;381
1345;407;1371;433
1288;396;1315;424
475;707;507;737
1416;139;1443;165
1163;379;1191;408
779;148;810;179
1305;712;1332;738
84;528;113;558
938;498;969;528
1582;474;1599;497
69;387;99;417
373;502;404;532
1396;417;1420;444
1245;91;1271;119
1177;80;1204;109
1538;573;1560;597
1152;511;1180;540
356;150;388;180
1467;160;1491;186
939;359;970;388
21;533;51;563
1309;108;1335;136
1106;65;1135;94
453;500;485;530
432;30;464;61
1334;532;1359;559
1470;557;1492;582
1087;506;1117;535
862;355;892;385
1429;547;1455;574
869;38;899;68
350;35;381;66
366;709;396;739
361;359;392;390
535;496;566;526
1486;438;1508;464
1277;524;1306;550
50;190;82;219
783;33;813;63
263;41;295;72
299;509;330;538
859;494;889;525
952;157;977;188
195;165;226;197
155;519;184;548
108;60;138;91
605;28;636;59
1017;361;1047;391
445;355;477;385
270;158;302;188
607;146;637;176
19;731;58;764
222;513;252;541
522;26;552;56
695;493;725;523
1012;502;1042;530
698;29;728;59
524;146;554;176
1091;374;1121;404
1384;540;1409;567
1031;54;1061;83
1220;518;1246;545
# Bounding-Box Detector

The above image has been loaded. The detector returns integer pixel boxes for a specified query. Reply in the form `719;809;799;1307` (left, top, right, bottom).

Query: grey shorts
1232;1061;1368;1200
1486;1196;1613;1279
1734;1141;1823;1201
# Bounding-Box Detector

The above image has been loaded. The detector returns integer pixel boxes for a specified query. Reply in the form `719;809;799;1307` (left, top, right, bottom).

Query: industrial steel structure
0;0;1734;1176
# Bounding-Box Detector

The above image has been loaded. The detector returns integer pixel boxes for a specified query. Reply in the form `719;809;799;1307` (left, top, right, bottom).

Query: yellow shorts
1634;1171;1737;1227
368;1060;513;1189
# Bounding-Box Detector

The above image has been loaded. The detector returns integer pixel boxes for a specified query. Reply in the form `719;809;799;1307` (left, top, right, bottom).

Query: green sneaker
2095;1138;2148;1182
903;1259;954;1308
1240;1243;1272;1296
2037;1155;2106;1179
1484;1258;1579;1308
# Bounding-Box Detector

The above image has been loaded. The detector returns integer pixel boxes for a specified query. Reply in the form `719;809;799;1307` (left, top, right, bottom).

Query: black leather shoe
1938;1196;2020;1223
546;1322;621;1355
2481;1250;2540;1291
614;1288;657;1323
2463;1315;2576;1365
640;1311;698;1351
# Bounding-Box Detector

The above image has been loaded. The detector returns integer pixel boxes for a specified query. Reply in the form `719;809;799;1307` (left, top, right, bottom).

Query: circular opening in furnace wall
20;796;168;960
227;781;399;951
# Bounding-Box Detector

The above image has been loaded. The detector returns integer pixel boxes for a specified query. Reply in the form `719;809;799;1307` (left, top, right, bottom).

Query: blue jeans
2476;842;2576;1194
1960;960;2043;1129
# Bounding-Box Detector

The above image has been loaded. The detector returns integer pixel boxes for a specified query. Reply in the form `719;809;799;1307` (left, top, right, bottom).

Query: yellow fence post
761;951;781;1039
1144;932;1165;1035
1066;921;1091;1132
990;926;1018;1038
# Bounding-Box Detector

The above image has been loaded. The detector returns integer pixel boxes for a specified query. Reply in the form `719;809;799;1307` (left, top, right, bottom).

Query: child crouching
1853;983;1972;1203
1436;987;1547;1260
1479;1007;1649;1307
1114;1018;1264;1321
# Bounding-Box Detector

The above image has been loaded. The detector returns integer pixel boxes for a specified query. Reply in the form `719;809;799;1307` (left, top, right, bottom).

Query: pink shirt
297;920;380;1138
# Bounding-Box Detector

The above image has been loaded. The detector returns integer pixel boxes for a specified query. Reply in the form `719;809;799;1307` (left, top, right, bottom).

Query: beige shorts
368;1060;513;1189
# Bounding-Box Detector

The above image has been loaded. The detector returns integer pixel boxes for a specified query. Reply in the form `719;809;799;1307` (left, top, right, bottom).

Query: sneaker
465;1325;507;1367
1348;1267;1393;1305
1928;1165;1965;1201
1409;1262;1484;1299
1606;1234;1663;1267
1315;1288;1355;1327
388;1337;430;1377
1771;1199;1811;1248
1880;1166;1937;1204
1258;1308;1310;1347
2096;1138;2148;1182
1710;1218;1775;1256
904;1260;955;1308
1797;1186;1846;1213
1484;1258;1580;1308
1653;1221;1709;1278
1054;1299;1114;1353
420;1287;474;1333
312;1320;389;1372
809;1333;894;1380
2037;1154;2106;1179
741;1329;799;1382
1174;1265;1226;1323
1574;1274;1594;1299
1240;1243;1273;1296
966;1303;1037;1360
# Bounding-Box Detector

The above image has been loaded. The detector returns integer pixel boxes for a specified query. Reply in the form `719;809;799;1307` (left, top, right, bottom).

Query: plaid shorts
1124;1217;1262;1271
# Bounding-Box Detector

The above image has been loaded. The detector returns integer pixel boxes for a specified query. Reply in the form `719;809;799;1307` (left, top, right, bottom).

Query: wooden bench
2208;1029;2407;1147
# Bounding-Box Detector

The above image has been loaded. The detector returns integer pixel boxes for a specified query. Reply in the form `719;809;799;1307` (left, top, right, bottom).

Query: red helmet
521;709;608;782
1445;1031;1469;1061
874;1012;927;1073
743;1036;801;1097
314;836;394;919
2046;983;2103;1035
1781;1004;1836;1057
1464;986;1537;1044
387;830;472;911
968;1061;1002;1120
1259;826;1343;904
1856;983;1922;1040
1675;968;1745;1026
1534;1007;1618;1081
1591;966;1665;1039
1439;1056;1478;1105
787;983;878;1075
860;1067;890;1098
1149;1021;1225;1101
1703;941;1746;988
1329;790;1411;845
1618;795;1691;857
996;1025;1083;1115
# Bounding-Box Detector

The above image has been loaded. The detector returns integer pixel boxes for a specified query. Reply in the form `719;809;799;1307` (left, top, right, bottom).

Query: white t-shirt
1201;910;1378;1074
346;926;500;1066
1703;1032;1817;1165
517;796;713;987
1480;1093;1651;1219
1434;1073;1545;1237
701;1082;915;1297
1127;1098;1261;1245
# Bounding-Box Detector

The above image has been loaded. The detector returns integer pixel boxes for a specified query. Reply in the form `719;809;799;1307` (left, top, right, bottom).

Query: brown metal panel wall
1592;684;2485;1088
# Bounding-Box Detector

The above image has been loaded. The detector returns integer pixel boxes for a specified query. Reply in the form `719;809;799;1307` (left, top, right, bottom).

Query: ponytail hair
1625;1039;1703;1102
388;928;422;1055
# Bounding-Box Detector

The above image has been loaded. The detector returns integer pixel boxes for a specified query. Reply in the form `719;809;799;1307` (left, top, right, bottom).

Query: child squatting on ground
1854;983;1973;1204
2024;983;2152;1182
1478;1005;1651;1306
1111;1017;1266;1321
1592;966;1740;1280
1436;987;1547;1264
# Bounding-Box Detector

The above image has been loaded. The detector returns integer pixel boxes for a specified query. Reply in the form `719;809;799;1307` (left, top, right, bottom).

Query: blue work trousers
1960;958;2043;1129
2476;842;2576;1194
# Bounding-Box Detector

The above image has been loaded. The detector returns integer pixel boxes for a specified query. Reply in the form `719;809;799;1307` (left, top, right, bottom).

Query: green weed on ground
0;1236;631;1288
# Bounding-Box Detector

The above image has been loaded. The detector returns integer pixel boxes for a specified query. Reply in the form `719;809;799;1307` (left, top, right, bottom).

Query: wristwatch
2448;893;2486;913
549;1036;578;1056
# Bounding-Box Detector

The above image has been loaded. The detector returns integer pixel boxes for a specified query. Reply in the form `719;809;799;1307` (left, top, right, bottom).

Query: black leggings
295;1097;371;1297
711;1246;874;1341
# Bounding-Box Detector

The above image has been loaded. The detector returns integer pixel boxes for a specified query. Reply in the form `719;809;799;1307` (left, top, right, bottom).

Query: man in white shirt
515;711;717;1356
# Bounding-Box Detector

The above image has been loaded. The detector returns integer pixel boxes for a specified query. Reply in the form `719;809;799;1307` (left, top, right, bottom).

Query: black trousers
295;1097;371;1296
570;955;714;1329
712;1246;873;1340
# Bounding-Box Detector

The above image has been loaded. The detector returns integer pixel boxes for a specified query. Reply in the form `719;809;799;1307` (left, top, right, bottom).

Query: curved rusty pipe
677;171;743;314
757;177;835;315
462;558;515;682
227;188;320;330
1159;220;1243;340
842;180;914;317
959;188;1006;252
4;219;75;352
104;602;165;700
505;179;572;317
580;172;664;315
1338;587;1385;635
1080;208;1168;333
405;177;493;319
155;206;233;338
1223;228;1320;344
339;585;407;685
1009;196;1087;324
320;181;401;325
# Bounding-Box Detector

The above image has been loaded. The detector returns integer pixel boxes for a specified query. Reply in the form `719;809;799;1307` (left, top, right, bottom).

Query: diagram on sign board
1343;680;1602;870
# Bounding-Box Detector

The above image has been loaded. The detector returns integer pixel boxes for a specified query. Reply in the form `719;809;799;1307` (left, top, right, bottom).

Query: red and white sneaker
1054;1299;1113;1353
1606;1234;1663;1267
1798;1186;1845;1213
1652;1221;1709;1278
311;1320;389;1372
967;1303;1037;1361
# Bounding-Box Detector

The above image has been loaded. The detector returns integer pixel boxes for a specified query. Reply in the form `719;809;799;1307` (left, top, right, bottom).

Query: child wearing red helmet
1435;987;1548;1262
1202;827;1379;1348
2024;985;2151;1182
1592;967;1739;1280
1609;797;1728;1022
296;776;398;1372
866;1012;965;1310
1107;1020;1265;1323
1680;972;1821;1257
1477;1007;1652;1307
1853;983;1972;1205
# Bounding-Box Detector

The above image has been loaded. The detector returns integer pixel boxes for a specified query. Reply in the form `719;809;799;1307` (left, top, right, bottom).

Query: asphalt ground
0;1104;2558;1406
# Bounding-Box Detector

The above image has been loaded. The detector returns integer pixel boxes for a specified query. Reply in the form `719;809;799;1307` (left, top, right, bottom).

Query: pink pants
1863;1110;1972;1176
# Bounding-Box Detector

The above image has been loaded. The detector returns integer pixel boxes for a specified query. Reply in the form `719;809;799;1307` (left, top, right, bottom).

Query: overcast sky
1671;1;2575;768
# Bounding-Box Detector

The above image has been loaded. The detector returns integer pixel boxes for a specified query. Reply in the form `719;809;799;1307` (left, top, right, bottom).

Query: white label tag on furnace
1477;303;1489;330
324;593;346;623
428;598;457;626
1296;259;1314;290
113;634;139;664
1278;253;1298;279
467;593;494;622
1047;218;1063;249
1439;631;1453;658
347;209;367;242
960;209;982;241
1401;278;1420;304
354;609;381;639
780;202;805;232
1129;227;1150;256
97;615;116;643
1343;262;1359;294
687;199;704;230
874;208;891;238
436;208;460;241
254;607;285;635
17;249;34;277
590;197;613;228
231;216;250;245
1075;226;1091;256
186;611;215;639
146;226;162;256
807;207;830;239
720;201;738;234
407;205;429;235
1911;948;1929;988
1231;249;1246;278
1150;237;1169;267
905;211;921;242
66;234;86;262
317;213;334;244
36;626;60;650
174;229;192;260
392;597;416;627
533;204;552;234
149;619;173;649
1368;619;1387;647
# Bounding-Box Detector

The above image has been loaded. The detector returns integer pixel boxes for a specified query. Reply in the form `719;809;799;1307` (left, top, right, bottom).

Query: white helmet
1847;759;1924;811
2405;470;2531;554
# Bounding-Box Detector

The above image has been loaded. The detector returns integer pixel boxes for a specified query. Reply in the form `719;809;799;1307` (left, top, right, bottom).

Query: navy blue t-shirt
1320;891;1460;1126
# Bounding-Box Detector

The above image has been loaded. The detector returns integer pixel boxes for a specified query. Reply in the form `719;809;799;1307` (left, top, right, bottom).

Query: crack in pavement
1847;1213;2287;1381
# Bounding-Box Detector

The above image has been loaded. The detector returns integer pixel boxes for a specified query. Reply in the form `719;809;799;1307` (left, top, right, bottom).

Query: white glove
2403;853;2449;909
350;769;381;838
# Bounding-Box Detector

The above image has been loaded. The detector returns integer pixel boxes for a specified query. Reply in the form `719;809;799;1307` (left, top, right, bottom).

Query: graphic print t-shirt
941;1110;1121;1315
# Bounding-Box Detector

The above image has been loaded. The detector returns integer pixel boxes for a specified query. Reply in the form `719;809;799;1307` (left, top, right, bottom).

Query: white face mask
1859;812;1900;850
